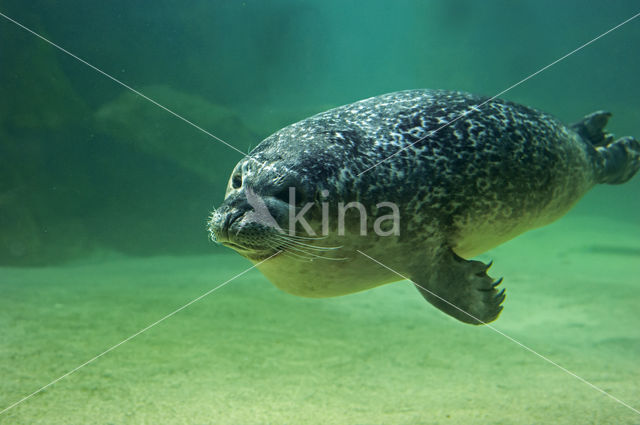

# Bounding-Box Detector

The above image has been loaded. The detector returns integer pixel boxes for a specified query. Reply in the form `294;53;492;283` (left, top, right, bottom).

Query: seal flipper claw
485;260;493;271
410;249;505;325
495;288;506;304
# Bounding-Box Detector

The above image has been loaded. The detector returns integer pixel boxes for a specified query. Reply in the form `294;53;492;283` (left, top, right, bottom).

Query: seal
208;89;640;324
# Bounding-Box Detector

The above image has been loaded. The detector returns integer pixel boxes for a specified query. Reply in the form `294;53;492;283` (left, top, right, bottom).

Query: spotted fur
244;89;606;252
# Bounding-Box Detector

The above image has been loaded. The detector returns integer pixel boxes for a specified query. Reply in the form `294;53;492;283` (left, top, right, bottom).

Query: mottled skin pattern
208;89;639;325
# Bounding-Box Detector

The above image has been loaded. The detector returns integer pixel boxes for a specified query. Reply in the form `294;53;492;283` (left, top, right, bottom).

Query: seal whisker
270;238;327;258
274;234;342;251
280;241;342;252
274;234;341;250
265;240;315;262
268;237;346;261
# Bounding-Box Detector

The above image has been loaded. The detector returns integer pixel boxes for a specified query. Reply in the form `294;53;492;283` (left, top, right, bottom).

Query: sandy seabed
1;214;639;425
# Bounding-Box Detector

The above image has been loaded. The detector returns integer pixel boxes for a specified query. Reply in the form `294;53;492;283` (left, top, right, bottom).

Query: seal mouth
217;210;278;259
219;211;248;250
223;210;244;239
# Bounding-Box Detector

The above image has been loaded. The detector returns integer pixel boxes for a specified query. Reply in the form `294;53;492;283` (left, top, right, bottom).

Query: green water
1;1;639;424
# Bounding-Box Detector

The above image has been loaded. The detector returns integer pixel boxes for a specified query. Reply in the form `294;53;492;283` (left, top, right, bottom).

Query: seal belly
254;235;406;298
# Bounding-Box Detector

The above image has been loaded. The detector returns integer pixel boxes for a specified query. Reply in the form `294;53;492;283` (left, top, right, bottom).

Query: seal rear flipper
572;111;640;184
594;136;640;185
570;110;614;147
410;249;505;325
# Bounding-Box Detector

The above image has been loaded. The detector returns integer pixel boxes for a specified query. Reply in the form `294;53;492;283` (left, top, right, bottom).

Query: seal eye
231;174;242;189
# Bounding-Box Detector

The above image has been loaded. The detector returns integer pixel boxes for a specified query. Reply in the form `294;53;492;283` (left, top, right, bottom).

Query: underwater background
1;0;639;423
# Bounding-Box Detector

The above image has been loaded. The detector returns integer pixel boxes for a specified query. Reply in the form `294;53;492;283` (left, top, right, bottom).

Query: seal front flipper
409;249;505;325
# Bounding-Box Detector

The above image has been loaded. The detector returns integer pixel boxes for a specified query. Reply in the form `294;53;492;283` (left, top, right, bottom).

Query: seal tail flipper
409;249;505;325
593;137;640;184
571;111;640;185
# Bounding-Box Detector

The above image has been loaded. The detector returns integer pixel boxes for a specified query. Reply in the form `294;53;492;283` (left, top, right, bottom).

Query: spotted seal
208;89;639;324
